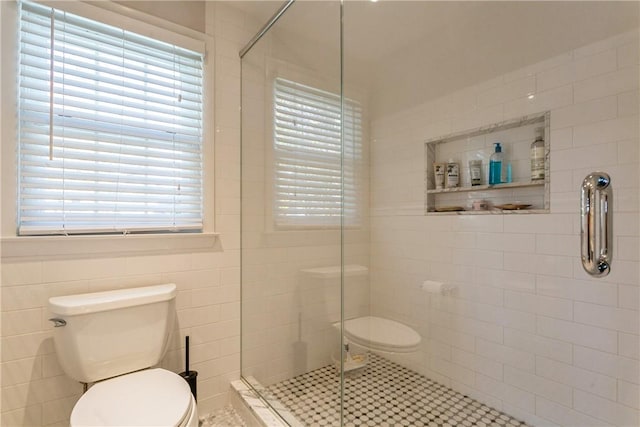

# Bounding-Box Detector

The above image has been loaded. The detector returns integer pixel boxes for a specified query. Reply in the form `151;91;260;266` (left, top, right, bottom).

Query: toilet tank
48;283;177;383
299;265;369;323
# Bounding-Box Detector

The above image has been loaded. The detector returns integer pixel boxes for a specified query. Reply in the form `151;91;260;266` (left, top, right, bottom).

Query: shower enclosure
240;1;640;426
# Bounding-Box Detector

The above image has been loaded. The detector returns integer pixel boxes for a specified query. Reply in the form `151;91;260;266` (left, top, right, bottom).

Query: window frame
0;0;216;257
18;1;206;236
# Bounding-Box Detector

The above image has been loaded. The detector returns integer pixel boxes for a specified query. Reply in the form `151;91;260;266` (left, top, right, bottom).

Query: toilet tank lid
49;283;177;316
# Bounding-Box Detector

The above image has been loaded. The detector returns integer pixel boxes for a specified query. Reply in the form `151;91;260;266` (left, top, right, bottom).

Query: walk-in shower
240;1;640;426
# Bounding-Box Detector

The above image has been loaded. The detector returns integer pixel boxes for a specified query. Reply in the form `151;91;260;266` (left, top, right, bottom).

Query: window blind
17;1;204;235
273;78;362;228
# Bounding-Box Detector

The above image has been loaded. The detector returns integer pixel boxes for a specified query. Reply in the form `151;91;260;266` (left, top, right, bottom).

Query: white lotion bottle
531;128;545;181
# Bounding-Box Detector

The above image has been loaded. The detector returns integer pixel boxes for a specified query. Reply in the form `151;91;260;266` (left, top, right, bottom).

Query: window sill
1;232;219;261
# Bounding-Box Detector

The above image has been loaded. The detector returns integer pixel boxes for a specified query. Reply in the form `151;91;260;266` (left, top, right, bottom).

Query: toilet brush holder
179;370;198;401
179;335;198;401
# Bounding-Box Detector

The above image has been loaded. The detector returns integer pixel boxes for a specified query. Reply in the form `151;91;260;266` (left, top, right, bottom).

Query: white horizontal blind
273;78;362;228
18;1;204;235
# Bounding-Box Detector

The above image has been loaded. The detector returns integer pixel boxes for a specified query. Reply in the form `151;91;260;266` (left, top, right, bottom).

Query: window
17;1;204;235
273;78;362;228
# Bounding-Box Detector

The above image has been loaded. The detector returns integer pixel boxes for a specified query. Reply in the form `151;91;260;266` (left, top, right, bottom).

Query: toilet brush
179;335;198;401
186;335;190;375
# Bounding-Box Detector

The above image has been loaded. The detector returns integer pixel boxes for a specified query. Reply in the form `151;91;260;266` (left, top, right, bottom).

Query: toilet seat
337;316;421;353
71;368;196;427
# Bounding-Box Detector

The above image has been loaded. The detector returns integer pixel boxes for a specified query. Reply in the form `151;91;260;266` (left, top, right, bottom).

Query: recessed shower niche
424;112;550;214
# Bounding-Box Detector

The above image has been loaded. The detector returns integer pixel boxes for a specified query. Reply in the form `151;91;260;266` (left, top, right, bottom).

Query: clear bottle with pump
489;143;503;185
531;128;545;181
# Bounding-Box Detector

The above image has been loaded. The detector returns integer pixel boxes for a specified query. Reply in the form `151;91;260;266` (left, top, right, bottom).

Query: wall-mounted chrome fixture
581;172;612;277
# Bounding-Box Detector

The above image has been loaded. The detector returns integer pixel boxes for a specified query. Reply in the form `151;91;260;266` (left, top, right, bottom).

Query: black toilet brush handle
185;335;190;375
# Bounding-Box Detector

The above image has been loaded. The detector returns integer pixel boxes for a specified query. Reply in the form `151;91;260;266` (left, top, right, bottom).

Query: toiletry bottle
531;127;545;181
434;163;446;189
469;160;482;186
446;159;459;188
489;143;503;185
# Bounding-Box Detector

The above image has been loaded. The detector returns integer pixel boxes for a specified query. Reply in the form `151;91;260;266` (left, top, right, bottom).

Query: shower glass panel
240;0;346;422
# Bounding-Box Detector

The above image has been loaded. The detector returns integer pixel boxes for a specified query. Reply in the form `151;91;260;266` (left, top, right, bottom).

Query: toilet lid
71;368;192;426
342;316;421;353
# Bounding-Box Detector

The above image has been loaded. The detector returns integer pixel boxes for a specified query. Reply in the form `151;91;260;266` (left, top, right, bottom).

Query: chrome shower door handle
581;172;612;277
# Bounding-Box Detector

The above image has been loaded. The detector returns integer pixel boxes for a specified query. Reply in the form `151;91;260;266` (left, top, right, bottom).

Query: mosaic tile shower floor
265;353;529;427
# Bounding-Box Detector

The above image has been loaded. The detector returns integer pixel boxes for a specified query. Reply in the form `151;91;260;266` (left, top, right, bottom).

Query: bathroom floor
265;353;529;427
204;405;247;427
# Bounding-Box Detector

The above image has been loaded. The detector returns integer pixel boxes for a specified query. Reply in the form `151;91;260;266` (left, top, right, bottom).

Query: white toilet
48;283;198;427
300;265;422;354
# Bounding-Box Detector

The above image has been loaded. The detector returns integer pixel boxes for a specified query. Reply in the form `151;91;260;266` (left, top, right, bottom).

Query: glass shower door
240;2;346;424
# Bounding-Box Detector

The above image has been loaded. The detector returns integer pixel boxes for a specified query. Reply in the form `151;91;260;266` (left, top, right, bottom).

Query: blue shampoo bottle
489;143;503;185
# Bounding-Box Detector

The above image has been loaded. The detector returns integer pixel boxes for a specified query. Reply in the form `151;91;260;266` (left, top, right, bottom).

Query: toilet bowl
48;284;197;426
335;316;422;353
71;369;198;427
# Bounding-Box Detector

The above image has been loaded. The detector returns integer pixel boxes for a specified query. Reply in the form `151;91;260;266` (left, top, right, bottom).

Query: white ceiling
235;1;487;62
115;1;205;32
233;1;639;117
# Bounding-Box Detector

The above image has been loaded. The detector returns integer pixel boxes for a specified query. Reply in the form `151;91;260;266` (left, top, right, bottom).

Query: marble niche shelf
424;111;550;215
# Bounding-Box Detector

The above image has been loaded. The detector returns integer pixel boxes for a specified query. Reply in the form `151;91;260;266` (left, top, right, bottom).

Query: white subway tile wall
0;3;253;426
370;30;639;426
